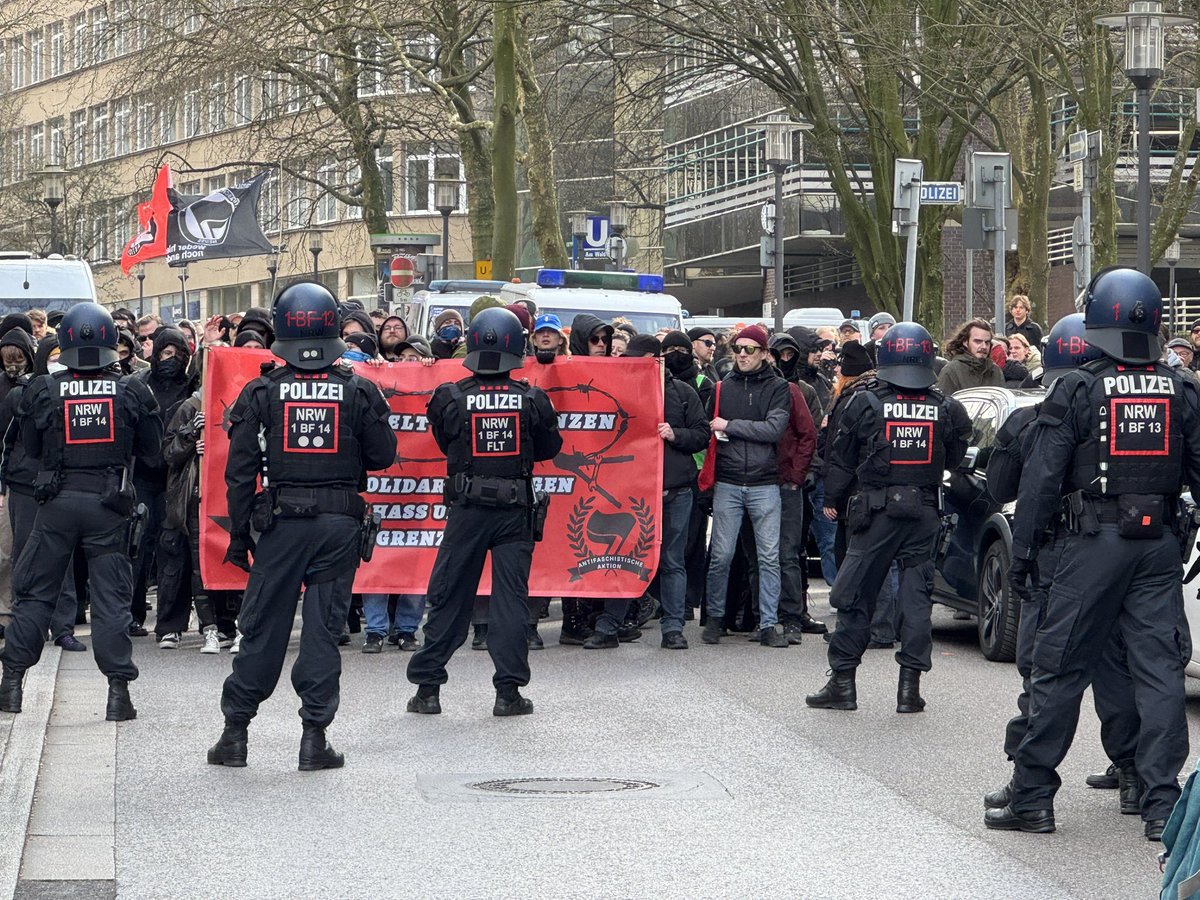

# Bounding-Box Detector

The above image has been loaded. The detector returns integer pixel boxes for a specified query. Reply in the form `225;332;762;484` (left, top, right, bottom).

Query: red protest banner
198;348;664;597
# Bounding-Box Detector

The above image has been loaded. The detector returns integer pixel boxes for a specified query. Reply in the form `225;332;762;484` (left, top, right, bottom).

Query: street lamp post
762;114;813;333
608;200;629;271
308;228;326;280
136;263;146;315
567;210;591;270
434;175;459;281
1096;2;1192;275
36;164;67;256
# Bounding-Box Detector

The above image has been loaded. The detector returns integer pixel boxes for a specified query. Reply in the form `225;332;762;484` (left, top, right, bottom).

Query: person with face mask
129;328;197;643
116;329;146;374
430;310;465;359
342;332;378;363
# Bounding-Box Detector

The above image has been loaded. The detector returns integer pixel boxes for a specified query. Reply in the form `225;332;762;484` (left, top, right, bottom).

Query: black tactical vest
1069;359;1183;497
49;370;129;470
865;383;947;487
445;376;535;480
265;366;362;487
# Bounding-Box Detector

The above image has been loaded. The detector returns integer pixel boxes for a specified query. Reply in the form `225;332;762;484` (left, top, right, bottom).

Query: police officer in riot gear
207;281;396;771
0;303;162;719
406;307;562;716
985;268;1200;840
806;322;971;713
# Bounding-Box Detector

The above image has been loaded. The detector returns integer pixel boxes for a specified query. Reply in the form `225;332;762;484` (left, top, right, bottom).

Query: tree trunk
515;24;567;269
490;0;519;279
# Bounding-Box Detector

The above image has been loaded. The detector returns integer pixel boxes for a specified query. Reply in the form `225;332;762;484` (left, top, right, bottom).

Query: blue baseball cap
533;313;565;336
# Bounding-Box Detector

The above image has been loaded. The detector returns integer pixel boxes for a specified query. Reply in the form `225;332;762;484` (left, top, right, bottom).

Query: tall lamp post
608;199;629;271
434;175;458;281
1096;2;1192;274
567;209;591;270
308;228;326;280
36;164;67;256
1166;237;1181;331
762;114;813;333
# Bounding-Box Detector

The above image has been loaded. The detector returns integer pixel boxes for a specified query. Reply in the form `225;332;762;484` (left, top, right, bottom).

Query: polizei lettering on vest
59;380;117;397
1102;374;1176;396
278;382;345;401
465;393;523;411
883;401;939;421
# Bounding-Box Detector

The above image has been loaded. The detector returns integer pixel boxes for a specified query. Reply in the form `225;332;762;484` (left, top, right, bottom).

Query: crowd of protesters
0;288;1146;660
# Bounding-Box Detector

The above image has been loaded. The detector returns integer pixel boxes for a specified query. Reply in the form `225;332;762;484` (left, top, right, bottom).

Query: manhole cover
469;777;660;796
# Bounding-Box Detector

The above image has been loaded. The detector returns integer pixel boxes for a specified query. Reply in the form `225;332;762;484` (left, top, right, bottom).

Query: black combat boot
493;687;533;717
983;779;1013;810
298;724;344;771
0;666;23;713
805;669;857;710
406;684;442;715
105;678;137;721
206;723;248;767
896;667;926;713
1118;763;1142;816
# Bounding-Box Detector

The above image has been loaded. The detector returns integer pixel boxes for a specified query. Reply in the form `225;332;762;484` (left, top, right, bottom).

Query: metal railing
783;256;860;298
665;166;868;229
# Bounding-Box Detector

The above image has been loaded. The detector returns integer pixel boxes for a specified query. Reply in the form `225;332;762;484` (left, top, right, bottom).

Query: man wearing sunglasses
688;326;718;382
135;314;163;360
569;314;613;357
701;325;793;648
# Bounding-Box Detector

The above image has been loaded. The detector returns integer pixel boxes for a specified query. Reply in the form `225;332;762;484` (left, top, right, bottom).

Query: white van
0;252;96;314
499;270;683;335
782;306;868;340
408;280;513;337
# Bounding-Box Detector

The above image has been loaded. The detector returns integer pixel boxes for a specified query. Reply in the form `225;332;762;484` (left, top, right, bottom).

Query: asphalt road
4;588;1198;899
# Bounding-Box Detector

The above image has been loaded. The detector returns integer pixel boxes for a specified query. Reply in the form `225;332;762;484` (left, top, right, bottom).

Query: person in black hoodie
582;335;709;650
130;327;197;643
788;326;835;415
0;327;85;650
568;314;613;358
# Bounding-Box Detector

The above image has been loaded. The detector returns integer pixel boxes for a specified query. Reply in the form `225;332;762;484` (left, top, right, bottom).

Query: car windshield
959;398;1001;449
426;305;678;336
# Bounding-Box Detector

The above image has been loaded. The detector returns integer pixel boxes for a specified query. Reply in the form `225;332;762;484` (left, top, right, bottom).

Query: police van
0;252;97;314
499;270;683;335
406;280;514;338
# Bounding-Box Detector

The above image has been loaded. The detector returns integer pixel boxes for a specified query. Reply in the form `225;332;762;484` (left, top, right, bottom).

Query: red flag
120;165;173;274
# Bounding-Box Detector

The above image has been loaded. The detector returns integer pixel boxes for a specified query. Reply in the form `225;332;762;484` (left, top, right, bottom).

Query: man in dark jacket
700;325;792;648
688;326;719;382
569;314;613;358
937;318;1004;394
788;327;834;415
131;327;198;642
583;335;709;649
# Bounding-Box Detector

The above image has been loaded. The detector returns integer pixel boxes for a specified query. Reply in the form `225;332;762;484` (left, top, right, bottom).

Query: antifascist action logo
567;495;655;582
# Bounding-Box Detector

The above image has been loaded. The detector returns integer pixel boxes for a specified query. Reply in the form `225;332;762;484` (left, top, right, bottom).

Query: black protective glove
224;533;256;573
1008;554;1039;603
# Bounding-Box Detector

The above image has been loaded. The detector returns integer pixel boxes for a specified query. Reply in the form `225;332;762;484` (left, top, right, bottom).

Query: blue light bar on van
535;269;664;292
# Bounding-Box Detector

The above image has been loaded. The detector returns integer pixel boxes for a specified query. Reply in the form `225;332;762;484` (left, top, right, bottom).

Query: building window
29;124;43;168
49;24;63;78
183;91;200;138
358;39;386;98
202;173;227;195
112;0;130;56
404;144;463;213
92;208;110;260
160;100;176;144
113;98;130;156
208;80;226;132
71;109;86;167
48;118;63;163
136;100;154;150
10;130;24;183
259;170;280;234
92;9;111;63
91;103;109;160
261;76;280;116
234;75;252;124
30;30;44;83
315;161;339;223
72;15;89;70
345;164;362;219
10;38;25;90
404;35;439;93
286;75;303;113
286;173;312;229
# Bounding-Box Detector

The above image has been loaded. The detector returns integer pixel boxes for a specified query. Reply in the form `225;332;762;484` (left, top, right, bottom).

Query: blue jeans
705;482;782;629
810;477;839;586
363;594;426;636
598;488;693;636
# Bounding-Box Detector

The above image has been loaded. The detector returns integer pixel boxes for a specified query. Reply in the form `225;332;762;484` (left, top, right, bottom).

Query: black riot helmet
463;307;526;375
875;321;936;390
1082;267;1163;364
57;302;119;371
1041;313;1102;385
271;281;346;370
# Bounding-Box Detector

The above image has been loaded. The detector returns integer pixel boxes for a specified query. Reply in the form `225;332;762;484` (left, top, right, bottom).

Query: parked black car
934;386;1045;662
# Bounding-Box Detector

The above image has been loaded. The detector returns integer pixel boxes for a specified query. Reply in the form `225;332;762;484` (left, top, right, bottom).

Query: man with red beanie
701;325;793;648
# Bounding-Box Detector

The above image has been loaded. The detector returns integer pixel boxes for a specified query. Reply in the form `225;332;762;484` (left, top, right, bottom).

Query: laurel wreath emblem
630;497;655;559
568;496;595;559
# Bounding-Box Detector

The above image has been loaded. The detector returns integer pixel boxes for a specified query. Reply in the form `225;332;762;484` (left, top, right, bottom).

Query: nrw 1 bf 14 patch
284;402;338;453
885;420;933;464
472;412;520;457
64;398;115;444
